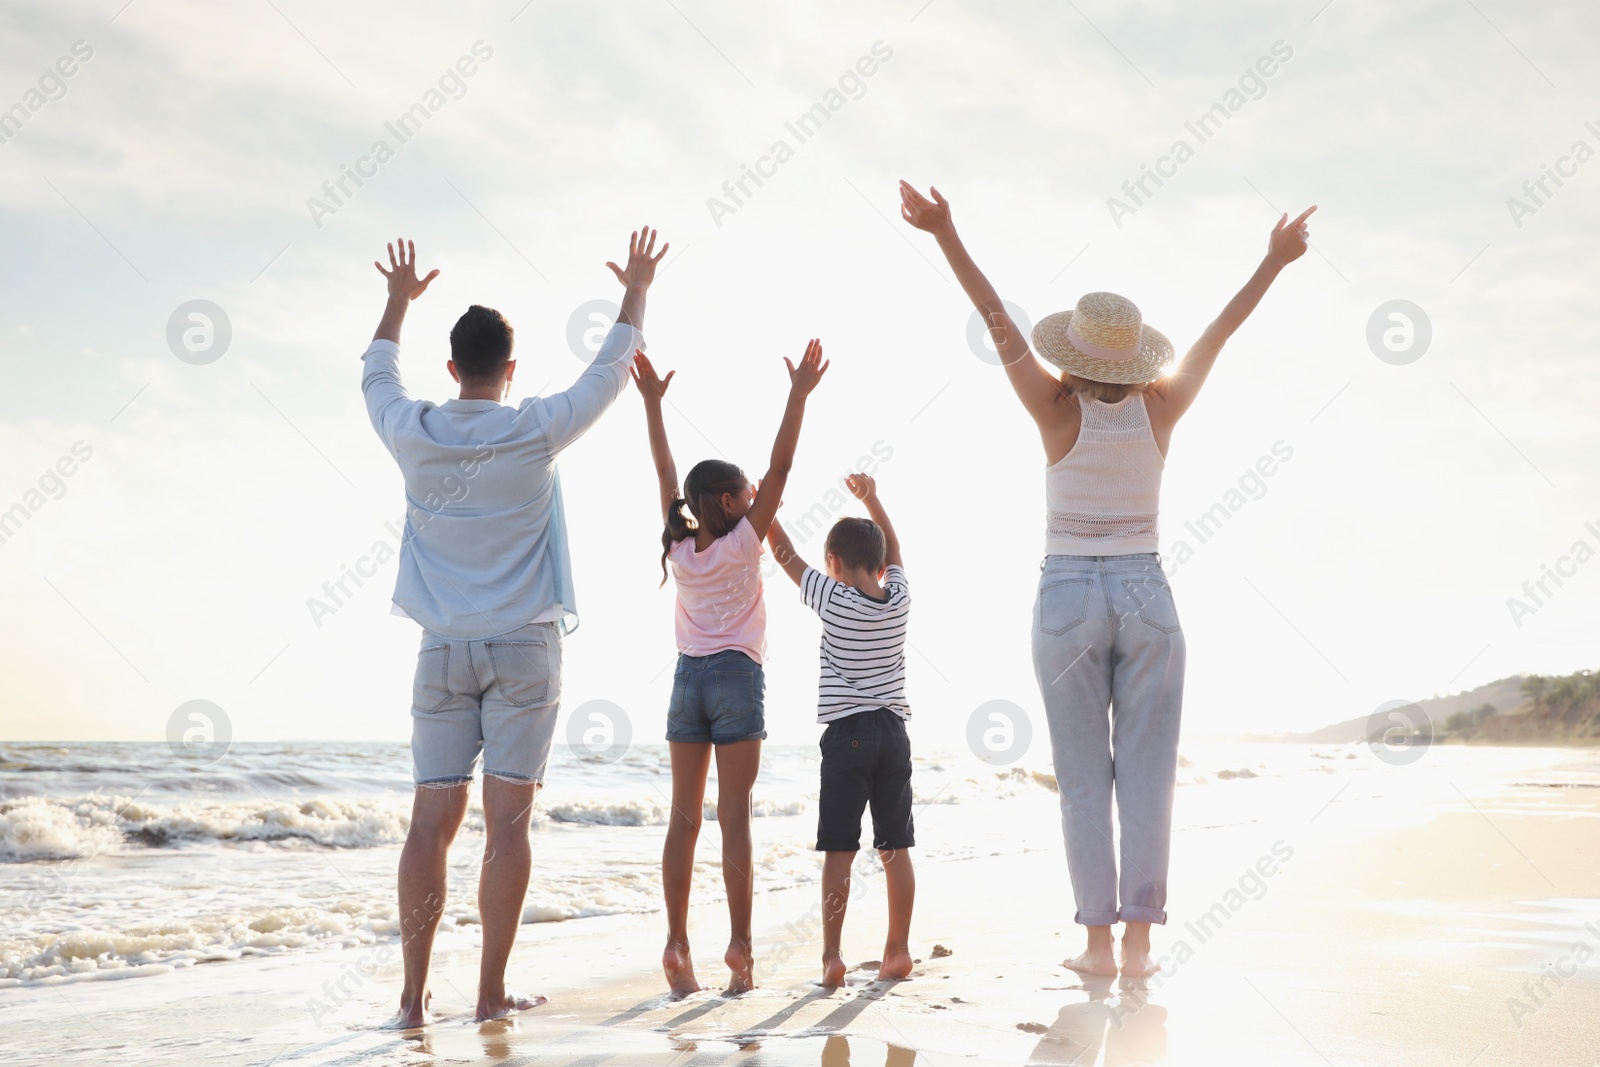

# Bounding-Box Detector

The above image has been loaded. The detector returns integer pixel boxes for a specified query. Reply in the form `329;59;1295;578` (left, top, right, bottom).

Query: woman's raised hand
1267;206;1316;266
898;181;952;235
630;349;675;400
783;338;830;397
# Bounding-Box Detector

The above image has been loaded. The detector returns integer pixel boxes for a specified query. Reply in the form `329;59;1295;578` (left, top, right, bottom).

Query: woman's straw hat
1031;292;1174;385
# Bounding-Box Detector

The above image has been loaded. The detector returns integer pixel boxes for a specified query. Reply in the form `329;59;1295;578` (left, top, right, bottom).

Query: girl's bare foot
724;939;755;995
475;990;546;1022
820;953;848;988
1061;945;1118;977
386;990;431;1029
663;940;703;998
879;947;913;981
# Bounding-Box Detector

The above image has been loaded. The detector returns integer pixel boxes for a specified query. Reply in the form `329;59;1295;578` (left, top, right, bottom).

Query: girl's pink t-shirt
667;516;768;664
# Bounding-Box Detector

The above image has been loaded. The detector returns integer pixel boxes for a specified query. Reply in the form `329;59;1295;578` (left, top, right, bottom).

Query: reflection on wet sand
1026;977;1169;1066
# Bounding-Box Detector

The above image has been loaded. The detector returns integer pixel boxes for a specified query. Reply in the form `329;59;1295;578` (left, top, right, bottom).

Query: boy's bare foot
664;940;703;998
724;939;755;995
1119;939;1161;978
820;953;848;988
879;947;913;981
386;991;432;1030
474;990;546;1022
1061;946;1118;978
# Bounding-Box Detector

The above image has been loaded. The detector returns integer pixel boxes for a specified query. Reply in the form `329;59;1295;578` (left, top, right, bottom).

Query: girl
899;180;1313;979
631;339;830;996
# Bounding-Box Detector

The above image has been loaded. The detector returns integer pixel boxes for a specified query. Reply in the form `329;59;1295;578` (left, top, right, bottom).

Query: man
361;227;667;1025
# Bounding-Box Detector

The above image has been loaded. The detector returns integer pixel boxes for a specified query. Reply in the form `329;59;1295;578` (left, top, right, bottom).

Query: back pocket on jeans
413;644;451;713
486;637;557;708
1122;577;1181;634
1037;577;1093;635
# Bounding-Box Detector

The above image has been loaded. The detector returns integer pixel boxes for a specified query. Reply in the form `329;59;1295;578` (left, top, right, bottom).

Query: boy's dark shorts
816;708;914;852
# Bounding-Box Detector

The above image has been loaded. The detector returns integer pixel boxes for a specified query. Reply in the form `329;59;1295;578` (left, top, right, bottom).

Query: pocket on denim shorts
1122;577;1181;634
412;644;452;713
1038;576;1094;635
485;634;557;708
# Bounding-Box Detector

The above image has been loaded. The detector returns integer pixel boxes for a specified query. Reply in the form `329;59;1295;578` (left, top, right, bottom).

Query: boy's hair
450;305;514;384
825;517;886;574
1059;372;1147;405
660;459;748;586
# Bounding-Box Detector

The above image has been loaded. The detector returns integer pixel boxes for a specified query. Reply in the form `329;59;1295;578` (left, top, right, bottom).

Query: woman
899;182;1313;977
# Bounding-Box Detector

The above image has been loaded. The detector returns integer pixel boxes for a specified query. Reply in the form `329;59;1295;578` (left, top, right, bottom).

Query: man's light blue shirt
361;321;643;640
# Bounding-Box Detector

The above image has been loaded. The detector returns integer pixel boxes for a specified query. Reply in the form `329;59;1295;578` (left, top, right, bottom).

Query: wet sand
7;749;1596;1065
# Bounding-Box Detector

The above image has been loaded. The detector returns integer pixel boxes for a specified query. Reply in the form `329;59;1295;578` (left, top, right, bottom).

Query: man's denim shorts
410;621;562;787
665;649;767;745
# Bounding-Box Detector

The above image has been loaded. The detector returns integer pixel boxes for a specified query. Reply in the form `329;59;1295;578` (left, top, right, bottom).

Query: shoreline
3;747;1596;1064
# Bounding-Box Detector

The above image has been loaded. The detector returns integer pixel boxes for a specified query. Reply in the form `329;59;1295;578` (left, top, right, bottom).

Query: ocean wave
0;794;410;861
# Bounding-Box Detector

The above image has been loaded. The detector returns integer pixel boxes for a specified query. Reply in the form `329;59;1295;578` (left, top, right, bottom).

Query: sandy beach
5;743;1595;1066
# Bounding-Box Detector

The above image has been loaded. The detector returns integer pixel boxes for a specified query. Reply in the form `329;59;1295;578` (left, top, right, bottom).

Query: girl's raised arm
899;181;1062;427
630;351;679;521
745;338;828;541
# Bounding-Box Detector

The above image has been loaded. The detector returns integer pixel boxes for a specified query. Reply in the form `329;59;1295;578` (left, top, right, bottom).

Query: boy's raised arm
764;516;808;587
745;338;829;541
847;474;901;569
630;351;679;521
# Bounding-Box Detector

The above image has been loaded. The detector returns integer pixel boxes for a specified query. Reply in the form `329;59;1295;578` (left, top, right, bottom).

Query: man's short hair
450;305;514;383
825;516;886;573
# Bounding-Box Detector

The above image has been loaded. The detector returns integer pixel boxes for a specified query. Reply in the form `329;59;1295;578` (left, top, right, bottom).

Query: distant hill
1250;676;1528;745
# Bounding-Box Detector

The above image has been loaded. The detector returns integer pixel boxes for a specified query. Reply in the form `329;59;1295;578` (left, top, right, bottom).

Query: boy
362;228;667;1025
766;473;914;986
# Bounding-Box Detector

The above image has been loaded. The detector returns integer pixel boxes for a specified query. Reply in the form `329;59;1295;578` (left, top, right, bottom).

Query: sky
0;0;1595;752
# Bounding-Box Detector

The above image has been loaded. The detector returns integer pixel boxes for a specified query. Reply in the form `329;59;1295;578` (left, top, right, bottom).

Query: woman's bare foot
1061;945;1119;978
879;947;913;981
474;990;546;1022
1119;939;1160;978
664;940;703;998
724;939;755;995
386;990;432;1030
820;953;848;988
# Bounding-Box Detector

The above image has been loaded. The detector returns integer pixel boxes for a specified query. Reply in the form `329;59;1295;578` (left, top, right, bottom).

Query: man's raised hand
784;338;829;397
374;238;439;302
606;226;669;291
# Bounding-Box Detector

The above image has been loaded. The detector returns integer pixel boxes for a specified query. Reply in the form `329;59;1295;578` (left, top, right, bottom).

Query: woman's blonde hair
1059;372;1147;405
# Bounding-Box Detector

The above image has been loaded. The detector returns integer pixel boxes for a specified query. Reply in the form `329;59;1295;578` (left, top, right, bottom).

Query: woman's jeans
1031;552;1185;926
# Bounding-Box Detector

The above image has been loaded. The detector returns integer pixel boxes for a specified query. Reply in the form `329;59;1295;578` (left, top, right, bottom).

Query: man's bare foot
386;991;432;1030
664;940;703;998
724;939;755;995
474;990;546;1022
879;947;913;981
1061;945;1118;978
820;953;848;988
1119;939;1161;978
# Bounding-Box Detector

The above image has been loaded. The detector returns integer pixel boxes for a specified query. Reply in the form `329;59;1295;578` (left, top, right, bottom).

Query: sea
2;739;1595;989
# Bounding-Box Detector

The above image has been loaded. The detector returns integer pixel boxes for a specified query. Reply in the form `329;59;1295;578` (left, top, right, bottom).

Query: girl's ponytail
660;497;694;586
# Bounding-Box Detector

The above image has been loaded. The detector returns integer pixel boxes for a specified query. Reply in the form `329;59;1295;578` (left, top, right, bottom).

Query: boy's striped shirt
799;564;910;724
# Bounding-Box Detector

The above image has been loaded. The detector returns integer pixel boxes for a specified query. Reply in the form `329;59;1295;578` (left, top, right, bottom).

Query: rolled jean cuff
1119;905;1168;925
1074;909;1121;926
